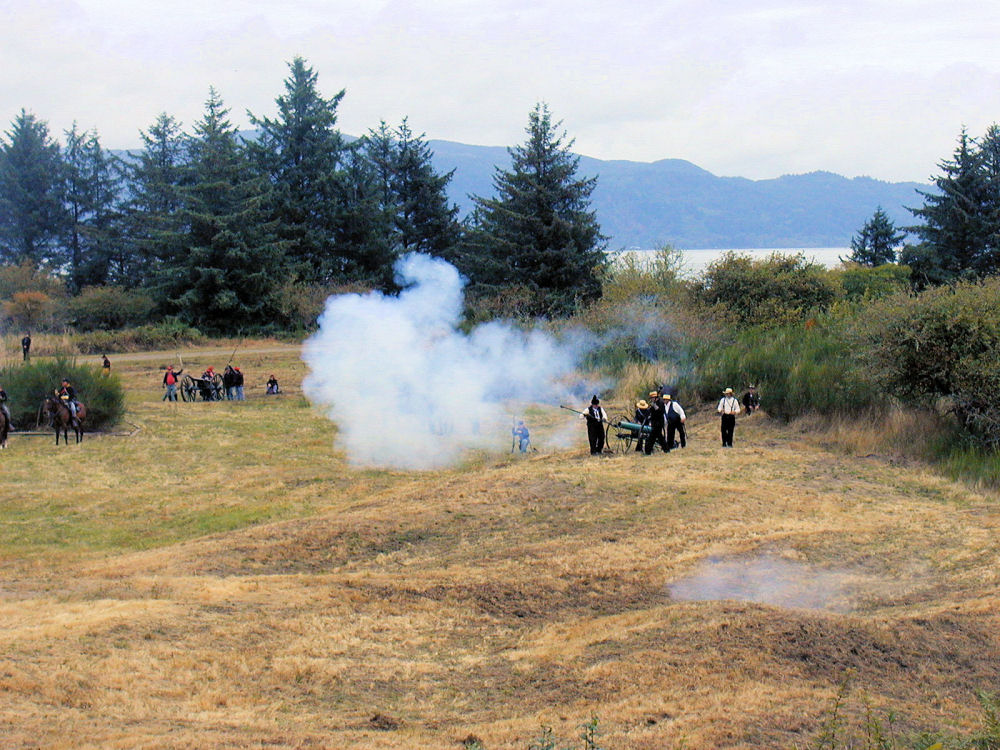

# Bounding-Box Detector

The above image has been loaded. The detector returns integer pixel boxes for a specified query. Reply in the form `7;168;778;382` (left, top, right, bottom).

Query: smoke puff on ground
302;253;587;469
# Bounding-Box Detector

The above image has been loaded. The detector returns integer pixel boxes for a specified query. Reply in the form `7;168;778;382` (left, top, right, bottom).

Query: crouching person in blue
512;421;531;453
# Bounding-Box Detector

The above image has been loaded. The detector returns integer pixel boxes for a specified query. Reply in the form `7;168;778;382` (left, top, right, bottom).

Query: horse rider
56;378;80;423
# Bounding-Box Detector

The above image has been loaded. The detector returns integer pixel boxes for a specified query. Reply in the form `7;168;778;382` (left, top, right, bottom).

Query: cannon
611;416;651;454
180;373;224;402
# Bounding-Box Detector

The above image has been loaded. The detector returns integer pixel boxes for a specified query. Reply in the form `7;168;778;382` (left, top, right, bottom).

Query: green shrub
836;263;912;301
71;320;204;354
856;279;1000;449
693;252;839;328
66;285;156;331
0;357;125;430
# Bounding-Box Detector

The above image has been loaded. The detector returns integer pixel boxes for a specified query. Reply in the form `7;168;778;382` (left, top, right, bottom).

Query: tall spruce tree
247;57;349;283
906;129;989;284
459;103;606;315
845;206;904;266
121;113;188;290
62;124;122;289
0;110;67;267
977;123;1000;274
165;88;283;331
357;119;461;267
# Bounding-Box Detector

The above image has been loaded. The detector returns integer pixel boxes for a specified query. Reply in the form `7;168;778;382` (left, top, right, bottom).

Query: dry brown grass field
2;342;999;749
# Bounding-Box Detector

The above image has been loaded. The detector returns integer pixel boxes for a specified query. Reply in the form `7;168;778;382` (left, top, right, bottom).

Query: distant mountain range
120;134;927;250
426;139;927;250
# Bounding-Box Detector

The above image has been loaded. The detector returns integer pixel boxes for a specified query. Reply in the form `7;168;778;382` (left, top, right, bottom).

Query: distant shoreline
612;247;848;276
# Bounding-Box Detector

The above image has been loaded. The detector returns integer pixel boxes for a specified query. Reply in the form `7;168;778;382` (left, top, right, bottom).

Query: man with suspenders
717;387;741;447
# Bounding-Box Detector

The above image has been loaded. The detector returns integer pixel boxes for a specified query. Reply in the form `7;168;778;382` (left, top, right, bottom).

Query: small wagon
180;373;224;402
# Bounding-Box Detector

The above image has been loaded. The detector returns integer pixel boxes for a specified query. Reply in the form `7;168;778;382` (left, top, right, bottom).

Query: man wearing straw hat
633;398;650;453
644;391;669;455
717;387;741;447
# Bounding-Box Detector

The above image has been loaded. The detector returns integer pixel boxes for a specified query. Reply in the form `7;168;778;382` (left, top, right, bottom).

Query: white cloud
2;0;1000;180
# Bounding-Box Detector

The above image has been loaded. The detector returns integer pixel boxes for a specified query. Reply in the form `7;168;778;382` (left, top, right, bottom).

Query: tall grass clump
0;357;125;430
684;320;881;420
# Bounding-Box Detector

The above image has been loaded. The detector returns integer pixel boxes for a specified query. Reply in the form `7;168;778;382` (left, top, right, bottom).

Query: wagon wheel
210;373;225;401
612;413;635;454
180;374;198;402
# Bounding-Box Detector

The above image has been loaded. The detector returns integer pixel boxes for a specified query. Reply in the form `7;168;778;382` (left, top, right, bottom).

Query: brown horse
0;408;8;449
44;395;87;445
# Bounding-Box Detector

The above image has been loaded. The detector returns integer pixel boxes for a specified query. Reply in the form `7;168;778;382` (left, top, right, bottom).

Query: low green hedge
72;320;204;354
0;358;125;430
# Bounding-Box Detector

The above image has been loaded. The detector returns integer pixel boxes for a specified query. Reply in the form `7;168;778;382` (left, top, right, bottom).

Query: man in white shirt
664;394;687;451
580;395;609;455
717;387;741;447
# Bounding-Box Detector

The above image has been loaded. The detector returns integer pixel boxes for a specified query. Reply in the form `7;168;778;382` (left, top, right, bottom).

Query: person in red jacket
162;364;183;402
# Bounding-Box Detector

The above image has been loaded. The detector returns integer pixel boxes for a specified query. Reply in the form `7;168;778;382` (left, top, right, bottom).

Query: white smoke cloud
302;253;586;469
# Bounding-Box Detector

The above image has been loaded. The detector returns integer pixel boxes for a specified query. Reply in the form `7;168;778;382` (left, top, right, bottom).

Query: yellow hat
724;387;734;394
663;394;672;400
636;400;649;409
648;391;659;397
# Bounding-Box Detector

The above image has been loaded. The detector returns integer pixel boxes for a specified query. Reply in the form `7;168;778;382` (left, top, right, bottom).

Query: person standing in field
717;387;741;447
742;385;760;415
633;399;650;453
664;394;687;451
101;354;111;376
233;367;245;401
581;396;608;455
223;365;236;400
162;364;183;401
21;333;31;361
644;391;669;454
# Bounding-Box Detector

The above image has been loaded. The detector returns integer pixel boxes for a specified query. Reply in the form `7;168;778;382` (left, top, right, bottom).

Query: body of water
614;247;848;277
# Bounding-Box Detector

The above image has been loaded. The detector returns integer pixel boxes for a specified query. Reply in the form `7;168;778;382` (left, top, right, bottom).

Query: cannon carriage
610;415;652;454
179;373;224;402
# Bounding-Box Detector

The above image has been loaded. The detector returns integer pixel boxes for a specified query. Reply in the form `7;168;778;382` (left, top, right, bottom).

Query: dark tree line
0;59;606;333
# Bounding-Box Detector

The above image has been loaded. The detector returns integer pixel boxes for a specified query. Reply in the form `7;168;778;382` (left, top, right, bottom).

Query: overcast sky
3;0;999;182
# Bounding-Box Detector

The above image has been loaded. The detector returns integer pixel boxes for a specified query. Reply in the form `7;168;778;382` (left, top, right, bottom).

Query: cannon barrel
618;420;651;435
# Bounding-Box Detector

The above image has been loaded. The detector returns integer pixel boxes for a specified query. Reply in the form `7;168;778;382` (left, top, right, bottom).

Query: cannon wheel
612;414;635;454
180;374;198;402
210;373;225;401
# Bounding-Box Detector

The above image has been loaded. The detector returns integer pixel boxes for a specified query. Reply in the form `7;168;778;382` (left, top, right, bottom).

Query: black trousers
721;414;736;446
645;423;668;454
587;420;605;454
666;419;685;450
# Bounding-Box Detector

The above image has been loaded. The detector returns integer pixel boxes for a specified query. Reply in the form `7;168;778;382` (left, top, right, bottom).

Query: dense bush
682;320;882;420
857;279;1000;448
835;263;911;301
693;252;839;328
71;320;204;354
66;286;156;331
0;358;125;430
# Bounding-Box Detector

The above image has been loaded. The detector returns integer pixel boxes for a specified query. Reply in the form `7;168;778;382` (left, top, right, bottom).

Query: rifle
559;404;616;426
226;333;244;368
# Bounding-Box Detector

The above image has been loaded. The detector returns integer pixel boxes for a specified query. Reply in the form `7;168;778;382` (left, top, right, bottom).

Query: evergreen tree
247;57;349;283
121;113;188;290
62;124;122;289
0;110;67;267
357;119;461;270
845;206;904;266
165;88;284;332
906;129;989;284
977;123;1000;274
458;103;607;315
391;119;460;257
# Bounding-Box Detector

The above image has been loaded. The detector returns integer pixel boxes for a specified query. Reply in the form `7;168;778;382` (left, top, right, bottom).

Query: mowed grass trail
2;343;999;749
